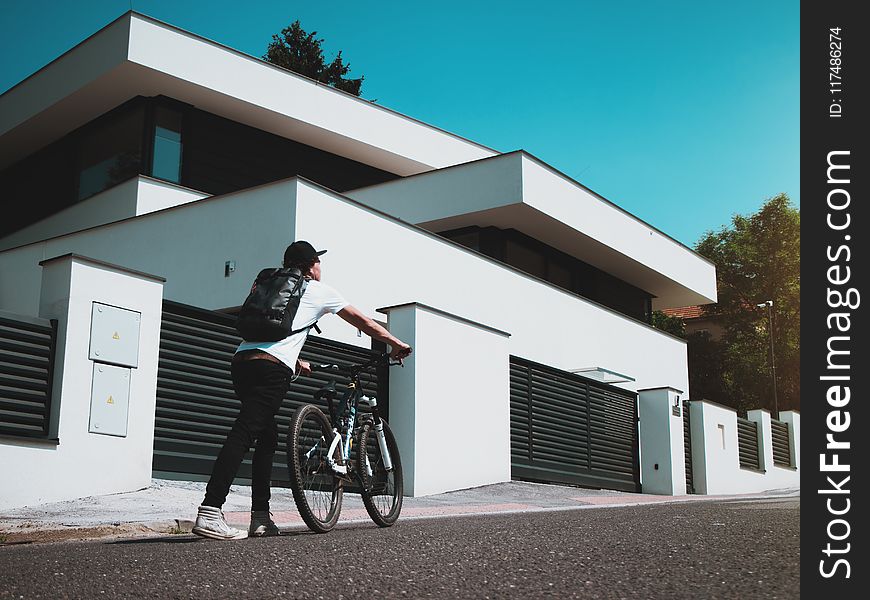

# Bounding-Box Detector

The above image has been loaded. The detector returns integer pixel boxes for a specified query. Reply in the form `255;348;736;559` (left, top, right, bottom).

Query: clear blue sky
0;0;799;248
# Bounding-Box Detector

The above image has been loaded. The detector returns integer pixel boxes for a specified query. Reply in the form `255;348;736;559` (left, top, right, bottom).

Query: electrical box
89;302;141;368
89;363;131;437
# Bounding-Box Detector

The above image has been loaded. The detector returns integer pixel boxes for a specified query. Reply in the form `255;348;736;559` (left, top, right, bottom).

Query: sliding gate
154;300;385;483
510;356;640;492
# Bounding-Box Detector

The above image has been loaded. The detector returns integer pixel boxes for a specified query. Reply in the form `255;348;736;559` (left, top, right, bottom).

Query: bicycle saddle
314;379;337;400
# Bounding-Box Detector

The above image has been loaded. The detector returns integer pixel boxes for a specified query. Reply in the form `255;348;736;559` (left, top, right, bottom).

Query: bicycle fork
366;395;394;473
325;395;393;477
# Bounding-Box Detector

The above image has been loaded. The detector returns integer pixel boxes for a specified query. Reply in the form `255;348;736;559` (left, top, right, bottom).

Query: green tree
685;331;729;408
690;194;800;413
264;21;364;96
650;310;686;338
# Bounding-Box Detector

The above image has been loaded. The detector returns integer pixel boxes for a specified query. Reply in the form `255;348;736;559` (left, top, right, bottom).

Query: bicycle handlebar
309;352;403;374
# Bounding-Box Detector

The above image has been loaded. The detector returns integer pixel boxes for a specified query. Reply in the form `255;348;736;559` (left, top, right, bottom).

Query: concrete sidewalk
0;479;799;545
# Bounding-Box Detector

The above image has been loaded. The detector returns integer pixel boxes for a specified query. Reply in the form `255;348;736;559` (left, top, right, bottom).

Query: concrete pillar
0;253;165;509
378;302;511;496
637;387;686;495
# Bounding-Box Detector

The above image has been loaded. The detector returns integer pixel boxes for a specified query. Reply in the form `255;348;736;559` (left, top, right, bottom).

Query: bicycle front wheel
287;404;343;533
357;418;403;527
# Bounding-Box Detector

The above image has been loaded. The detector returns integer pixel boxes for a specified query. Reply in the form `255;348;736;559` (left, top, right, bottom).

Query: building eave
0;11;497;173
346;152;718;308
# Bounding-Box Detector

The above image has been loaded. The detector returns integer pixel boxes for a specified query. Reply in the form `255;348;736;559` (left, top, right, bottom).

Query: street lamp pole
757;300;778;418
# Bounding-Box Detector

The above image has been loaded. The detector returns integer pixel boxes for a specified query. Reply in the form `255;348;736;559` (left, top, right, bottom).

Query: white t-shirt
236;279;349;371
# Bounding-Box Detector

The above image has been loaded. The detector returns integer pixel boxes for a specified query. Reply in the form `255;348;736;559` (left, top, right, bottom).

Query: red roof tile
662;306;704;319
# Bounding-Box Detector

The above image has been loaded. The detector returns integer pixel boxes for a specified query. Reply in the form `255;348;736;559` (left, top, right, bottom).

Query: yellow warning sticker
107;395;114;405
112;332;120;340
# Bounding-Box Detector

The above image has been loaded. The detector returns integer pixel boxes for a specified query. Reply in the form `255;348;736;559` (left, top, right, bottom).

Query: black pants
202;358;292;511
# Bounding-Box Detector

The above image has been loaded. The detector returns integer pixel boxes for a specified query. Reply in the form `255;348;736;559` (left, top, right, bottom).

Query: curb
0;489;799;546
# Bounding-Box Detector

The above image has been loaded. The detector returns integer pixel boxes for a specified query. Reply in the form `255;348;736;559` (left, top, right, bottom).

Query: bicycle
287;352;404;533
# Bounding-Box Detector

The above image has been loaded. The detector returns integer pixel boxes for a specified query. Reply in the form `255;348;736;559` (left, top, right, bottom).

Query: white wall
0;177;208;253
0;178;694;499
0;178;690;394
0;254;164;509
347;152;717;308
347;153;524;224
382;303;511;496
0;15;132;158
135;177;209;215
0;178;140;252
296;180;690;394
521;157;717;308
690;401;800;495
0;179;299;320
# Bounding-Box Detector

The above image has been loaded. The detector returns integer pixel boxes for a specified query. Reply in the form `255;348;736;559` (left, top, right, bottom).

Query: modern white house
0;12;798;510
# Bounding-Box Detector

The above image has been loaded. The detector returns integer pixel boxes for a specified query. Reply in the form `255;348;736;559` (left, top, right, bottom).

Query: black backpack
235;267;319;342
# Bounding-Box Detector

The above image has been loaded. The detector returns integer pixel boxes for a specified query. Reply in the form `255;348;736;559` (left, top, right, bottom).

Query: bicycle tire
287;404;343;533
357;418;403;527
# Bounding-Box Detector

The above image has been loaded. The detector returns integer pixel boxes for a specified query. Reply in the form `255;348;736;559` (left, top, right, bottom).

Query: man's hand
296;359;312;376
390;342;412;361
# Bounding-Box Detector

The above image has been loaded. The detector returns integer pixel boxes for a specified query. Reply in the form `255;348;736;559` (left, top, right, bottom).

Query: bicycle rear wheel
287;404;343;533
357;418;403;527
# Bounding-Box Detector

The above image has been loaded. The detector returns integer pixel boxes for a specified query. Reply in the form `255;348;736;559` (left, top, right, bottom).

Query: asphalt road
0;497;799;599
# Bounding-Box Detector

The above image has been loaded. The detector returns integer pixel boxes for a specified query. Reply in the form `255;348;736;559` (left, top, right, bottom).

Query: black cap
284;241;327;266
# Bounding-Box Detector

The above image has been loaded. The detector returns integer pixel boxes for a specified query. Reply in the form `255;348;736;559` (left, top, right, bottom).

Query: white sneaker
192;505;248;540
249;510;281;537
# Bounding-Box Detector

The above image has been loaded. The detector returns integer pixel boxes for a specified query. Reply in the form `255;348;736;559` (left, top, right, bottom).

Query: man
193;240;412;540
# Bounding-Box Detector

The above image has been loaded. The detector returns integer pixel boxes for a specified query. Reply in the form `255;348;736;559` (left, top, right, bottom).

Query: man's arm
337;305;412;359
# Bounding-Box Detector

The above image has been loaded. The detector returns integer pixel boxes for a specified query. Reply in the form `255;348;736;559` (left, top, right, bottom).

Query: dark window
547;259;573;290
76;106;145;201
504;238;546;279
0;140;75;237
1;94;400;240
443;229;480;252
151;106;183;183
181;108;398;195
438;226;653;323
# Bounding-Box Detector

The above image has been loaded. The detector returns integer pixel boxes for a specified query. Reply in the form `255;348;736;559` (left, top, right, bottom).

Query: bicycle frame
313;354;395;480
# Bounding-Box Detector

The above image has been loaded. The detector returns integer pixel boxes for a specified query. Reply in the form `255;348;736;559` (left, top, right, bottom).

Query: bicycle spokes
288;405;343;533
358;419;403;527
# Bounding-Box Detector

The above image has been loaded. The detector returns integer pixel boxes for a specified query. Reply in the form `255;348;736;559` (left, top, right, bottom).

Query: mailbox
89;363;131;437
89;302;141;368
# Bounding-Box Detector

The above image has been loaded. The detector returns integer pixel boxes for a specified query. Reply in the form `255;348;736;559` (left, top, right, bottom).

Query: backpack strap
288;320;320;336
285;273;320;336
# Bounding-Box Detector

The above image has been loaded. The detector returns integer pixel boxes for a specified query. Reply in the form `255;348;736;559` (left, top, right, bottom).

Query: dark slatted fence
153;300;384;483
683;399;693;493
737;417;760;470
510;355;639;492
771;419;792;467
0;312;58;439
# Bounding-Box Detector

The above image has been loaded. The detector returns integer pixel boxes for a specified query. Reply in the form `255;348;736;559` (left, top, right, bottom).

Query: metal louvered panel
509;355;639;492
771;420;792;467
683;400;693;493
737;417;760;470
0;313;58;439
153;300;385;482
509;363;531;462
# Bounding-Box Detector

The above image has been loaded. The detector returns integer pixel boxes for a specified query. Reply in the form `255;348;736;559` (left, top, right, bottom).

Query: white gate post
377;302;511;497
637;387;687;495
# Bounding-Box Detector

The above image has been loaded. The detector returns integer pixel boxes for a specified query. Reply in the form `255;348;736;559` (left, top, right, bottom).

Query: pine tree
264;21;364;97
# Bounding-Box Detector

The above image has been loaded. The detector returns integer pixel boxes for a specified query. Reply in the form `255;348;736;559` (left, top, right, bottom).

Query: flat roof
0;11;497;173
346;151;718;308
